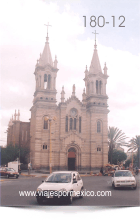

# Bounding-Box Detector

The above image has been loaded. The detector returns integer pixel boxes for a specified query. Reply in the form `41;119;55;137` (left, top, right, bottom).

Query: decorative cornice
86;94;108;100
34;64;58;74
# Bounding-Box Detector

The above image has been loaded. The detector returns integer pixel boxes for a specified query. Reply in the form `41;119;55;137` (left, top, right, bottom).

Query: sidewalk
20;171;48;178
20;170;102;178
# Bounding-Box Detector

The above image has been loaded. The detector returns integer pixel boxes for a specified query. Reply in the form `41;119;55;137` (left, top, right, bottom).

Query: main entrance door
68;148;76;171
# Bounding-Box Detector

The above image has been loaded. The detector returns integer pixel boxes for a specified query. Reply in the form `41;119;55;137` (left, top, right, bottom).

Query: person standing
28;162;31;175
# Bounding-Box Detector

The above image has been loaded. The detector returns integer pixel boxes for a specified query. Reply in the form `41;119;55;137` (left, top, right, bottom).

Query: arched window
68;147;76;153
96;80;98;94
96;80;102;94
43;144;47;149
65;116;68;132
70;118;73;130
97;147;101;151
48;75;51;89
44;74;47;89
44;117;48;129
99;80;102;94
74;118;76;130
97;121;101;133
79;117;81;133
39;75;41;87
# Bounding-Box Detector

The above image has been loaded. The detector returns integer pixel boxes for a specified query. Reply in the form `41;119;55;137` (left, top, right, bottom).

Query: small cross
92;30;99;45
44;22;52;36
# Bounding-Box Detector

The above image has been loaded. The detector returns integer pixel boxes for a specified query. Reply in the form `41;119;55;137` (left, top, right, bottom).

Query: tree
108;127;128;164
128;135;140;168
1;144;29;166
124;158;131;168
124;154;138;168
108;149;127;165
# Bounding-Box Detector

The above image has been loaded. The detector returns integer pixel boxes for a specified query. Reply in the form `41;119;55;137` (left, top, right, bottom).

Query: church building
29;31;109;171
7;30;109;171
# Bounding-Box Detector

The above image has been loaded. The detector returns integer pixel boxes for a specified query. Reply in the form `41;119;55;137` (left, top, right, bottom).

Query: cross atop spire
44;22;52;42
92;30;99;49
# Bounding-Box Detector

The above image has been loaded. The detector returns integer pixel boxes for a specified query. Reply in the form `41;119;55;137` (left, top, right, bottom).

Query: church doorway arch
68;147;76;171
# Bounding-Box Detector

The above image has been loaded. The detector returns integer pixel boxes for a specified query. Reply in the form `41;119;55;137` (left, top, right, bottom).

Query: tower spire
37;23;53;67
89;31;102;74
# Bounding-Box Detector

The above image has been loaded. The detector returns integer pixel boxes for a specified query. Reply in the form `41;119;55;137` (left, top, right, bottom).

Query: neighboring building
7;110;30;149
29;32;109;171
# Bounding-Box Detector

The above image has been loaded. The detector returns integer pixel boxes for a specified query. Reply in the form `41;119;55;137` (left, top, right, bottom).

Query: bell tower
33;27;58;106
30;26;58;169
83;31;109;169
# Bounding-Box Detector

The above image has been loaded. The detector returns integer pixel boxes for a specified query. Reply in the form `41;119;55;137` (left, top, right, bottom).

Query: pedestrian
135;166;139;175
30;162;32;170
28;162;31;175
100;166;103;175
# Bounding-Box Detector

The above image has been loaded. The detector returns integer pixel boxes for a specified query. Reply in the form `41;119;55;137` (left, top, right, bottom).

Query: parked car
0;167;19;179
36;171;84;205
112;170;137;190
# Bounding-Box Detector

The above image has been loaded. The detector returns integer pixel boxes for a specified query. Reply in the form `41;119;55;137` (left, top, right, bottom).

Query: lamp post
131;143;134;171
49;118;52;174
44;116;56;174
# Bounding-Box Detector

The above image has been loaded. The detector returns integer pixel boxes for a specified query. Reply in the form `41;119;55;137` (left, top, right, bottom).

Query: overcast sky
0;0;140;146
0;0;140;219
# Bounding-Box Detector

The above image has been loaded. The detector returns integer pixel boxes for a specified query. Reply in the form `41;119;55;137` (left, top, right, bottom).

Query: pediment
65;95;83;107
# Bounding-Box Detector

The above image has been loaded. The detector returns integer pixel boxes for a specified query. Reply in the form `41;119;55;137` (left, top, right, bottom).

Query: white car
112;170;137;190
36;171;84;205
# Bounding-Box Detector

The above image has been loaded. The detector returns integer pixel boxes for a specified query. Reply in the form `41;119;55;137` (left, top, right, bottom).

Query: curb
0;179;6;182
20;173;104;177
20;173;36;177
80;174;93;177
21;173;48;178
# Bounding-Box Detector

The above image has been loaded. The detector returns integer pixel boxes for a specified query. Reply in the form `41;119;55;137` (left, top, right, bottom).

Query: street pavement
0;174;140;206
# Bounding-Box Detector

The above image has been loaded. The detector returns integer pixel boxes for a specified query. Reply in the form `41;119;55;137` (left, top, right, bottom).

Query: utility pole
19;149;20;171
49;119;52;174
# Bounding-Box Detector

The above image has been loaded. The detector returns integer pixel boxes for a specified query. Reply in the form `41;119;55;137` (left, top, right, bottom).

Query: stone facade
7;110;30;149
30;33;109;171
